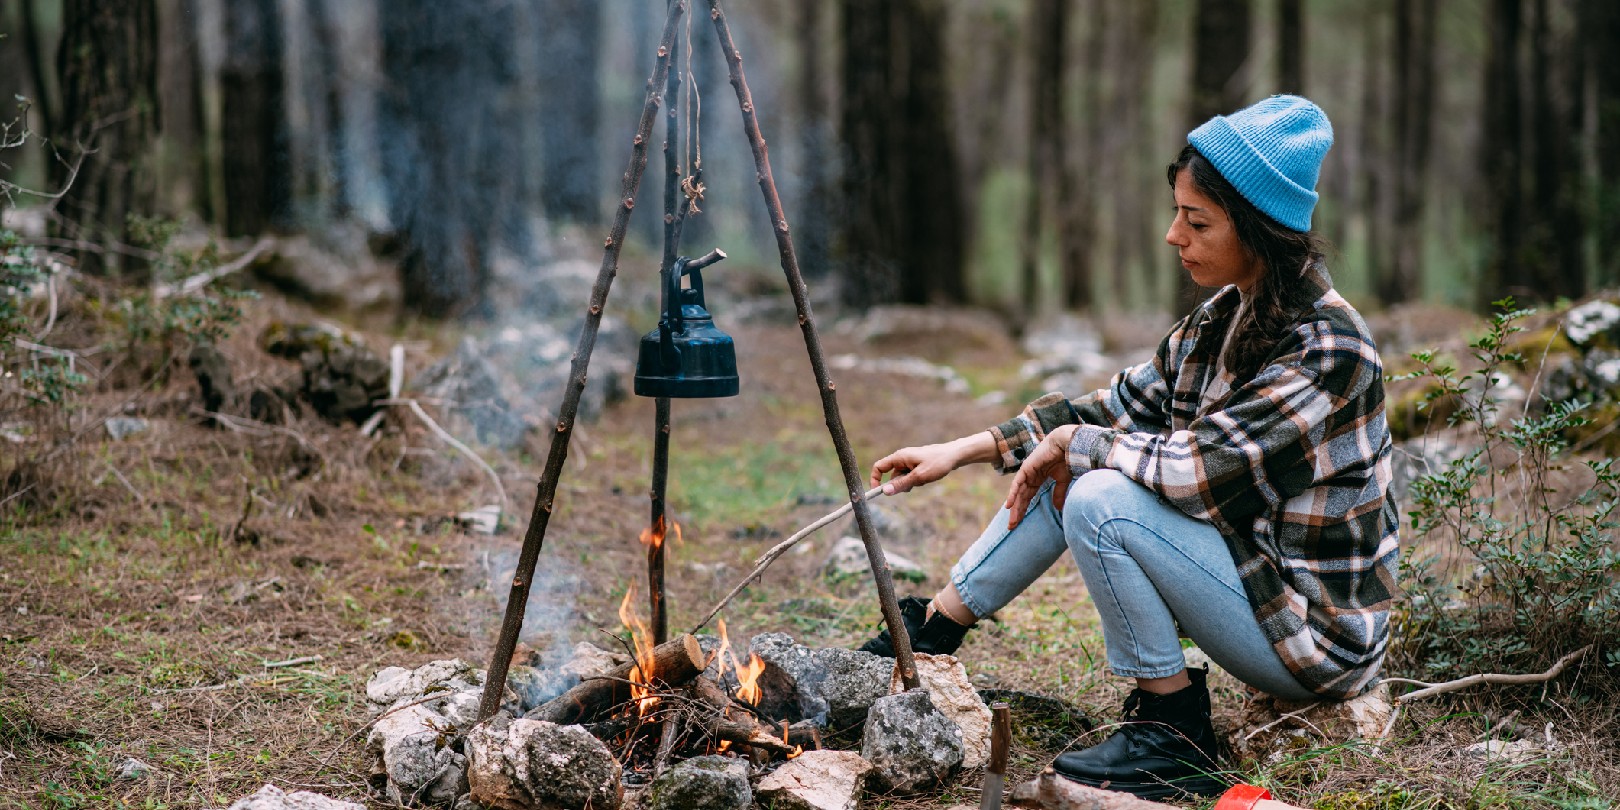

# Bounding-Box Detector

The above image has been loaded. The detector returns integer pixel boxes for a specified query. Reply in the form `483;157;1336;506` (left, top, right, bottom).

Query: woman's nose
1165;220;1185;247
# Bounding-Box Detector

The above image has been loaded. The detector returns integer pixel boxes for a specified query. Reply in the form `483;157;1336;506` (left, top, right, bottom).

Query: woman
861;95;1400;800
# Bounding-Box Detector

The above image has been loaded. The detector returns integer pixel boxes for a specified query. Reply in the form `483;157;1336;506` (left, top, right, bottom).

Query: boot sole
1055;771;1225;800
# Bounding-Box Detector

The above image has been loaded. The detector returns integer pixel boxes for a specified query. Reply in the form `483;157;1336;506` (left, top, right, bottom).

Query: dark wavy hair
1168;144;1326;382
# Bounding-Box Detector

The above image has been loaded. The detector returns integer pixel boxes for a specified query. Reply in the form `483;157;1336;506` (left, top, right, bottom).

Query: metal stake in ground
475;0;689;723
703;0;920;690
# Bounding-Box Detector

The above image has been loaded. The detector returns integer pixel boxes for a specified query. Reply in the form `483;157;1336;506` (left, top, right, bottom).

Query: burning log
527;634;705;725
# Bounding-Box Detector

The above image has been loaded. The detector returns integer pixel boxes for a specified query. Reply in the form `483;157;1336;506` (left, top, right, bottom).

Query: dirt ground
2;278;1616;809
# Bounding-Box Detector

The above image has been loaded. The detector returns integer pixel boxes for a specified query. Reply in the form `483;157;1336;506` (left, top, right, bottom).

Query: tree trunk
220;0;289;237
1108;0;1158;308
53;0;160;277
895;0;966;305
1590;0;1620;288
1276;0;1303;94
1060;0;1100;312
19;0;58;137
1525;0;1585;302
837;0;899;306
797;0;834;280
1178;0;1251;312
1023;0;1064;311
1381;0;1436;306
1480;0;1524;308
538;0;603;224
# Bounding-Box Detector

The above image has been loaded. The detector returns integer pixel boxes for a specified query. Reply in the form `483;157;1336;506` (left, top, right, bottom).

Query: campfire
541;586;811;778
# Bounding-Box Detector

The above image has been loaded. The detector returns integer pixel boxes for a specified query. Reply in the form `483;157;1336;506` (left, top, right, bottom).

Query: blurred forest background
4;0;1619;321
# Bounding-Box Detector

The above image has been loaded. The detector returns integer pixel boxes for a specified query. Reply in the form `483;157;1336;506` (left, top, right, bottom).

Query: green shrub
1392;299;1620;689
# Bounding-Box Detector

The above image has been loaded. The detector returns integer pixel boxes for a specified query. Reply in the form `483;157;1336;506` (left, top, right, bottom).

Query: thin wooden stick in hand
689;486;885;634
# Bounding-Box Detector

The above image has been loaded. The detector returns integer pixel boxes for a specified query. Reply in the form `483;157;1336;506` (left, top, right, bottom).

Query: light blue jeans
951;469;1316;701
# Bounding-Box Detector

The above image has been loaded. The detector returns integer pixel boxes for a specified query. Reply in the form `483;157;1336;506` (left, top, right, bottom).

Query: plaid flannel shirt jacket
990;266;1399;699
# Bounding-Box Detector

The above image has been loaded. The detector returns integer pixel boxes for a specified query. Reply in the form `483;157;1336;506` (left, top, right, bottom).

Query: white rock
755;750;873;810
1462;738;1557;766
365;659;482;712
116;757;151;780
224;784;364;810
890;653;992;770
557;642;629;681
823;536;926;583
365;691;477;806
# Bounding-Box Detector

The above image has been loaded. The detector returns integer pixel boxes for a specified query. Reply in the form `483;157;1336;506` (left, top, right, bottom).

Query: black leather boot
1052;667;1223;799
857;596;971;657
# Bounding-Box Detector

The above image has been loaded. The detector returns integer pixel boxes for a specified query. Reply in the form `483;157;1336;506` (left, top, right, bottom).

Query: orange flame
736;653;766;705
617;584;659;716
639;517;683;551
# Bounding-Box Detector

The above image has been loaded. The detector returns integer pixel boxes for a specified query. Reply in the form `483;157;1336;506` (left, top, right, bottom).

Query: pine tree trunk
220;0;288;237
1060;0;1099;312
1178;0;1250;312
53;0;160;276
895;0;966;304
837;0;900;307
1023;0;1064;311
798;0;834;280
1590;0;1620;287
538;0;603;224
1481;0;1524;308
1276;0;1303;94
1381;0;1436;305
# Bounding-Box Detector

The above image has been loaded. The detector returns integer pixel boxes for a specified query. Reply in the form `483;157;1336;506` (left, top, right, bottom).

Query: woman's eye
1190;223;1207;231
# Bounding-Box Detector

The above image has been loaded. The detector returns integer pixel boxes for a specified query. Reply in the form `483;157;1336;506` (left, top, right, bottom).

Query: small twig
652;713;683;779
397;398;508;510
263;655;323;670
689;486;885;634
201;410;326;463
152;238;273;299
1241;701;1324;742
1390;645;1592;703
100;461;145;503
360;344;406;437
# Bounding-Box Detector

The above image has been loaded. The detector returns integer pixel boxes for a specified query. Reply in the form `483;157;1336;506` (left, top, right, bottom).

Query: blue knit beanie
1187;95;1333;232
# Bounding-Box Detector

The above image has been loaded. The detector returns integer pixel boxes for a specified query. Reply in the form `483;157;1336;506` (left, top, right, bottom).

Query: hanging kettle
634;253;739;398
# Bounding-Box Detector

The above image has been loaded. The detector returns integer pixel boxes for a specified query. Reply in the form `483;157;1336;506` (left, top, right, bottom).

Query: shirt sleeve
1067;320;1383;534
989;315;1187;474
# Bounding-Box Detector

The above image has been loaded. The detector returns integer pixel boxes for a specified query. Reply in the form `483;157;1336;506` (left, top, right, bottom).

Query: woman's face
1165;168;1264;292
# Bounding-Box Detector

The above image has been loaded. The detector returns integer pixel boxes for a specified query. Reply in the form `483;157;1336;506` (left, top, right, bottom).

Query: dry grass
2;284;1615;809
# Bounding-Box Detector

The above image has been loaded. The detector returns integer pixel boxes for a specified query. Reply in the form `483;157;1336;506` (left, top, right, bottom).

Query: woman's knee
1062;469;1154;532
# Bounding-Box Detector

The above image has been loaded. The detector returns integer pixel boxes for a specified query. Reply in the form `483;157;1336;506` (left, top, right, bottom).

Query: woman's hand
869;433;998;495
1003;424;1079;529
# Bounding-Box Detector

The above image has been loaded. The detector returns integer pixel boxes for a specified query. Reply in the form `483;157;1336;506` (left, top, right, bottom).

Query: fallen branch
1010;767;1183;810
264;655;323;669
1240;701;1323;742
689;486;884;634
1384;645;1593;703
371;398;508;511
153;238;273;299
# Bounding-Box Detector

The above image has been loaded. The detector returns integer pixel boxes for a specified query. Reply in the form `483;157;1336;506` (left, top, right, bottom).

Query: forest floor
1;270;1616;809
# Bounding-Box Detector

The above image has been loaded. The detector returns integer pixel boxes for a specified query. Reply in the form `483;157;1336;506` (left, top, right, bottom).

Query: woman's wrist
948;432;1001;468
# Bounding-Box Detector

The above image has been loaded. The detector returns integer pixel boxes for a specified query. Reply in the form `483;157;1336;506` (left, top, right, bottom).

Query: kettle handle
659;256;690;366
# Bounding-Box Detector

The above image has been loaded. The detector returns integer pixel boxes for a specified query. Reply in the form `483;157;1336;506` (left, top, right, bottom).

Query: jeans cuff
1108;663;1187;679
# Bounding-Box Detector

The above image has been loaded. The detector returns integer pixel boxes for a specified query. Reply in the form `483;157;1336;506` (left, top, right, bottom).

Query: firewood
527;634;705;725
1008;768;1182;810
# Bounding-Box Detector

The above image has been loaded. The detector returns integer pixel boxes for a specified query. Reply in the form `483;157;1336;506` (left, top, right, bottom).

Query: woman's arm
869;431;1001;495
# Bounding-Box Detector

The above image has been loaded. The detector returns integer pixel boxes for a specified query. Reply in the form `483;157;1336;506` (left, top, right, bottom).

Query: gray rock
643;755;750;810
754;750;873;810
116;756;151;780
104;417;150;441
889;654;991;770
748;634;891;730
260;322;389;424
860;688;963;794
189;343;236;414
817;648;893;731
1564;299;1620;348
254;231;401;313
465;715;621;810
224;784;364;810
504;665;575;715
822;536;926;584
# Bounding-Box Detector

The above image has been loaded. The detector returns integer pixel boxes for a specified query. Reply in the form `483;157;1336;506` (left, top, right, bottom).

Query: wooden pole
475;0;690;723
648;0;685;647
702;0;919;690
